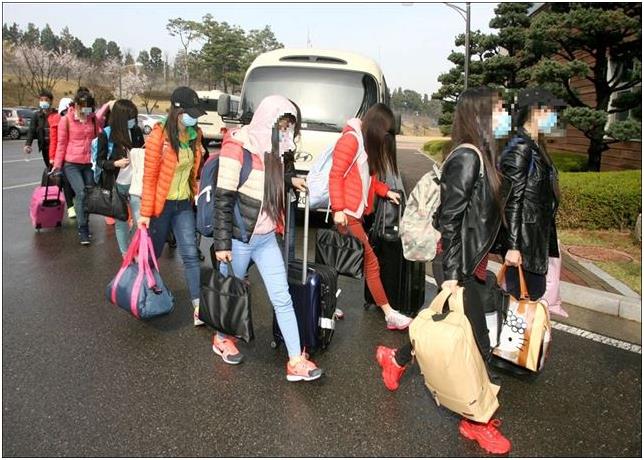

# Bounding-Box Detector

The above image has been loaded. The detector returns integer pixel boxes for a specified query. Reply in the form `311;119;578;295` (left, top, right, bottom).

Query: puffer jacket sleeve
140;125;164;218
329;132;359;212
48;114;58;165
500;139;531;251
212;139;243;251
54;115;69;170
438;148;480;282
373;178;390;198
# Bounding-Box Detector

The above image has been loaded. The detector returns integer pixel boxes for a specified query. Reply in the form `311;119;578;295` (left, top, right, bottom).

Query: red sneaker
459;418;512;455
376;346;406;391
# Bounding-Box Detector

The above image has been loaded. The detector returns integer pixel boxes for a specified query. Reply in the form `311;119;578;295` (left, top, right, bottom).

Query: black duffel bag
199;257;254;343
315;226;364;279
84;185;128;221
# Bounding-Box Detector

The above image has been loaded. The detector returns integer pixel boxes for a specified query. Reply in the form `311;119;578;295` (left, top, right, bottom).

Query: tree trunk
587;136;607;172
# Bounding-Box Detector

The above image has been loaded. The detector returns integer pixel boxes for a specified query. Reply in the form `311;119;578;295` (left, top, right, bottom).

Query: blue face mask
127;119;136;129
39;101;50;110
493;111;512;138
538;112;558;134
181;113;198;127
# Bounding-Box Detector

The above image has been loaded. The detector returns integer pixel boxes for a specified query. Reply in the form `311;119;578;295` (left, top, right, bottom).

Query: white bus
218;48;399;172
196;90;240;142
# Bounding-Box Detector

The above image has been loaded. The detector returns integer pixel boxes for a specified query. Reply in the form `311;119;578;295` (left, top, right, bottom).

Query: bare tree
12;43;76;96
166;18;201;86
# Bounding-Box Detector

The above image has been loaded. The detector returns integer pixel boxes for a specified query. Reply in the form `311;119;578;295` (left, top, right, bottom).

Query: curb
487;261;641;323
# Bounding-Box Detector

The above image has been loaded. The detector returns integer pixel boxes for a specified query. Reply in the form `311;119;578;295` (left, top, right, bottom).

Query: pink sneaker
286;354;323;382
212;334;244;365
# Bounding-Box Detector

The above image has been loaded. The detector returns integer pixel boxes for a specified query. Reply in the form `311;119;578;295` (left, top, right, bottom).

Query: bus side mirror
218;94;231;117
394;112;402;135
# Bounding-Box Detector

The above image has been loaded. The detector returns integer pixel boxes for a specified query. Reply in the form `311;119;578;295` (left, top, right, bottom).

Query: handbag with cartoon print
492;265;552;373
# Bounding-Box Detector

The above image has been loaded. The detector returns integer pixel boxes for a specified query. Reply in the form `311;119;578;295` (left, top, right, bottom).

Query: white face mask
279;127;296;156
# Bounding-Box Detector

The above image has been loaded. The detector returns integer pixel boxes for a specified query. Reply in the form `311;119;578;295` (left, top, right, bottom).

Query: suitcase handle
285;188;310;285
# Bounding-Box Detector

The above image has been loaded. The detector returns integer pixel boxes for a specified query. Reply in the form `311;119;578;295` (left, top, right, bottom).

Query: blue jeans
63;163;95;234
149;199;200;300
220;232;301;358
114;183;141;256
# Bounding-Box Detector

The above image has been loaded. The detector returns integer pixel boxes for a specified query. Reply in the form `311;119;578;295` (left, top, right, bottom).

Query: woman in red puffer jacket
328;103;412;331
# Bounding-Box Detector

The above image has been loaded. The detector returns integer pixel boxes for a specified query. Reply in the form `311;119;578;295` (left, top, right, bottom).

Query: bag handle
497;264;529;300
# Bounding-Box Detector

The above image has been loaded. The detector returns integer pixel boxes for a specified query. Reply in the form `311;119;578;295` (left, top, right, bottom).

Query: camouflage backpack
400;143;484;262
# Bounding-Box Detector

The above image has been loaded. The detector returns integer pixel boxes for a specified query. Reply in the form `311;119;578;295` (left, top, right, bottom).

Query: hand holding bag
371;188;405;242
492;265;552;373
106;227;175;319
315;225;364;279
85;184;128;221
199;257;254;343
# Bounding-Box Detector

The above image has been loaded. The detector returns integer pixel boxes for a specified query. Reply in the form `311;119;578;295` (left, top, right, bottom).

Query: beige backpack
409;287;500;423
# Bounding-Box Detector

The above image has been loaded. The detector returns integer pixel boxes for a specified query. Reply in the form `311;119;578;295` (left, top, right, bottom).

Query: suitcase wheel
270;340;278;349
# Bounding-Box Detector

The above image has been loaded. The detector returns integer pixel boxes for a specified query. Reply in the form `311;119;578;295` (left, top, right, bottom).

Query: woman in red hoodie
53;89;98;245
329;103;412;330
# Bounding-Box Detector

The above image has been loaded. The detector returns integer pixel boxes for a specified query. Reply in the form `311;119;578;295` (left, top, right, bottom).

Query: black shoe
79;233;91;246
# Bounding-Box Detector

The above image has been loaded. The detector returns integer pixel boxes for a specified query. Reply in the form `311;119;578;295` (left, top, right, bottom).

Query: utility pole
444;2;471;90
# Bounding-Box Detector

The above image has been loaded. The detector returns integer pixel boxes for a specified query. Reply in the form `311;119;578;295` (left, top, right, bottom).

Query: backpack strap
444;143;485;177
341;131;363;179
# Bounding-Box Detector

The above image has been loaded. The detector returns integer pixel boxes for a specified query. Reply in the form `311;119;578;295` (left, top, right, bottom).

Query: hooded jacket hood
232;95;297;156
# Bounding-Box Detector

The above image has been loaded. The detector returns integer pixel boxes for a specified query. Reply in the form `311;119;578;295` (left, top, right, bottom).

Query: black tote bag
315;226;364;279
84;185;128;221
371;188;405;242
199;261;254;343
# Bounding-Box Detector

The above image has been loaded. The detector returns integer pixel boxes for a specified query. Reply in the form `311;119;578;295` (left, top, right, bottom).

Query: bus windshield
241;66;379;132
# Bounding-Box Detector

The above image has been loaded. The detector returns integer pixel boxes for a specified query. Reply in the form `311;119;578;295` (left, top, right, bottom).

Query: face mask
81;107;93;115
493;110;512;138
127;119;136;130
39;101;50;110
181;113;198;127
279;128;296;156
538;112;558;134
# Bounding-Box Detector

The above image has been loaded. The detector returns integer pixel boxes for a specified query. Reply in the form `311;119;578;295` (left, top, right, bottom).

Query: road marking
2;158;42;164
424;275;641;354
2;181;40;190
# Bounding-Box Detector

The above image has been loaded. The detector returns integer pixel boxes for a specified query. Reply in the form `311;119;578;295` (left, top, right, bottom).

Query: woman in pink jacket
53;89;98;245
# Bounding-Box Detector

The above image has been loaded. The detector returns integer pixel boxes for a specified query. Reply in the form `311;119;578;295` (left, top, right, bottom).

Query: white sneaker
385;309;412;331
67;206;76;219
194;306;205;327
334;308;345;320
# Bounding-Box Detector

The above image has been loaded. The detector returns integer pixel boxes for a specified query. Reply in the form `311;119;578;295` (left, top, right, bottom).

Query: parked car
3;107;35;139
2;113;8;137
137;114;165;135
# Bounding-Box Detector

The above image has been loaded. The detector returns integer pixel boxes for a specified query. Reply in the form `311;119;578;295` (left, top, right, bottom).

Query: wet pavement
2;139;641;457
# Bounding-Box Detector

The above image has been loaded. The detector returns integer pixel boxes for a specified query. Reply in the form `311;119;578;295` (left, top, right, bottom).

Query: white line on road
423;275;641;354
2;158;42;164
3;181;40;190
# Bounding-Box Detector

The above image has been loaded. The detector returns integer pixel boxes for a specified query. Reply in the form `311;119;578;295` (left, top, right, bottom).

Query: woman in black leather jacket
500;88;564;300
376;87;513;454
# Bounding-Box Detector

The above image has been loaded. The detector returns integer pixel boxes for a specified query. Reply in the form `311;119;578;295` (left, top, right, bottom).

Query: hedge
558;170;641;230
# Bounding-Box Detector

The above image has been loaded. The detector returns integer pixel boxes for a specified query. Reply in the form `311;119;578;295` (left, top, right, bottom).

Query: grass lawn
558;229;641;294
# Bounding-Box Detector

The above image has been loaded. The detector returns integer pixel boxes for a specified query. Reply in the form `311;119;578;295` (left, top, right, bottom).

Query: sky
2;1;497;96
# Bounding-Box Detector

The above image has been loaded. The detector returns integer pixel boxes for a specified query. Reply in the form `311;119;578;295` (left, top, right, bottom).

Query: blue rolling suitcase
272;191;337;352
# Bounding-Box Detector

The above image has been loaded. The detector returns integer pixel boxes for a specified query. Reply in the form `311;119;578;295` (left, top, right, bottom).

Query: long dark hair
164;106;184;155
109;99;137;151
361;103;398;177
262;106;301;224
450;87;503;207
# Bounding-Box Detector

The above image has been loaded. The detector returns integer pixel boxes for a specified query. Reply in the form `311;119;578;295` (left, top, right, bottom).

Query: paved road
2;139;641;457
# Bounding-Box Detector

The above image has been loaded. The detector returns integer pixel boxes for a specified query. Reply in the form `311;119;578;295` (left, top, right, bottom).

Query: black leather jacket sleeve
438;148;480;282
97;132;117;171
500;140;531;250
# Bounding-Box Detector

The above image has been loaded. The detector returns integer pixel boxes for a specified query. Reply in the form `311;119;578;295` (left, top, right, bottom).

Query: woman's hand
386;190;400;205
333;211;348;226
505;249;522;267
291;177;307;193
138;216;150;229
114;158;130;168
216;250;233;262
441;279;459;295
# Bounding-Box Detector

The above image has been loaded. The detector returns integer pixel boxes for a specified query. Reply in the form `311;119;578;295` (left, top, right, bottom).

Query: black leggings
395;275;492;366
504;266;546;301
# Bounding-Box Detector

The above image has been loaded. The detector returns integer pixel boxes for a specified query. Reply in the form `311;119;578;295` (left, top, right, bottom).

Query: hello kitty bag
492;265;552;373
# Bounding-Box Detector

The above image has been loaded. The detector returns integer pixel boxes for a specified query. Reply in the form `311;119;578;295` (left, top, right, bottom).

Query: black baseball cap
515;88;567;110
170;86;207;118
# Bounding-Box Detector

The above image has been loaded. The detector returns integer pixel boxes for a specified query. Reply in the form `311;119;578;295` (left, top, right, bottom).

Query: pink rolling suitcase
30;173;65;230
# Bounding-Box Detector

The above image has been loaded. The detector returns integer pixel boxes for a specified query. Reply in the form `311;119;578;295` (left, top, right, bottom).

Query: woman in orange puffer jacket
328;103;411;331
138;87;204;325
